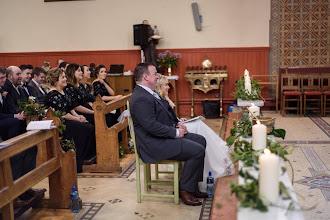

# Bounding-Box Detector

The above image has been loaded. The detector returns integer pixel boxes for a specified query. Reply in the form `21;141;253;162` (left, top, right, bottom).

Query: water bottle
71;186;80;213
206;171;214;196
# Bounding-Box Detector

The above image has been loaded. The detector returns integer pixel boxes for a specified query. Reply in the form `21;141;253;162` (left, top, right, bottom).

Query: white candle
244;69;249;77
248;103;260;119
245;81;251;94
252;120;267;150
259;148;280;205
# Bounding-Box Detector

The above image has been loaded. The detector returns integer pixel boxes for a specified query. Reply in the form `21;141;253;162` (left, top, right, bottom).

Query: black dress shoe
192;190;208;198
179;190;202;206
13;198;29;208
20;188;46;200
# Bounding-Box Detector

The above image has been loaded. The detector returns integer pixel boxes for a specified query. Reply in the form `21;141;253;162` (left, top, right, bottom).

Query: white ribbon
117;109;131;123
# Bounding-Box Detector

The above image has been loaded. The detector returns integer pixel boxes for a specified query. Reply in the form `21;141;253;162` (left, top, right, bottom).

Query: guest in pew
44;68;96;173
0;66;46;207
92;64;123;102
93;64;122;126
130;63;207;206
65;63;95;124
2;66;25;112
19;64;38;101
79;65;95;109
156;74;235;192
29;66;47;105
59;61;69;73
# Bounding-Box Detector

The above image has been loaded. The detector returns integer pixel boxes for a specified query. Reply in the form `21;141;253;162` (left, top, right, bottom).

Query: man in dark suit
0;66;45;207
2;66;25;112
19;64;39;103
130;63;207;206
29;67;47;105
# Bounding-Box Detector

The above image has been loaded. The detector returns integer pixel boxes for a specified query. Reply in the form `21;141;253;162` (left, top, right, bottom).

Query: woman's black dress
93;80;120;126
64;83;94;124
44;90;96;173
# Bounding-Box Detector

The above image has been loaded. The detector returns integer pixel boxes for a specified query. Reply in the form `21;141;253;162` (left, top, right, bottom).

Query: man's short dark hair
32;66;46;78
59;61;69;69
134;63;152;82
19;64;33;72
0;66;5;75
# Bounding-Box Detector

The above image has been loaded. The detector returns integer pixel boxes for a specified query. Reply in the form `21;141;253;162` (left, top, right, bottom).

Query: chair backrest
127;101;139;163
321;74;330;92
300;74;321;92
281;74;301;92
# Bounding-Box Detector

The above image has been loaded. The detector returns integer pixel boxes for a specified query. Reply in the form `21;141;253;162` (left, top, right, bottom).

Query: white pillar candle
259;148;280;205
244;69;249;77
252;120;267;150
248;103;260;119
245;81;251;94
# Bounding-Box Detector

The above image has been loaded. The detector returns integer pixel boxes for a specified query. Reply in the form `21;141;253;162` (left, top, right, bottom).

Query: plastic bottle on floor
206;171;214;196
71;186;80;213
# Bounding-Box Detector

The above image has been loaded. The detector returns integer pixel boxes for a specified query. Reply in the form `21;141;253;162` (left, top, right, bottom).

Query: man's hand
177;123;188;134
14;112;26;120
178;127;185;138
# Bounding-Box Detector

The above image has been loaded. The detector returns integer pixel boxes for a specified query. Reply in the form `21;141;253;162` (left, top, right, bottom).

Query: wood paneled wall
0;47;270;116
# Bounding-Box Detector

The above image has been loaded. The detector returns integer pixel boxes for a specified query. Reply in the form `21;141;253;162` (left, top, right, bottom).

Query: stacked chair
281;74;302;116
321;74;330;116
301;74;323;116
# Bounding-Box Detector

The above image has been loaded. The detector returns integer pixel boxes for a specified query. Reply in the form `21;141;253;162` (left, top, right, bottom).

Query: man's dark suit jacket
2;79;24;113
130;85;183;163
29;80;45;104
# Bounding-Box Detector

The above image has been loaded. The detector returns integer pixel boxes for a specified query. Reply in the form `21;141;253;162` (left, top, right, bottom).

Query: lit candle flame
256;120;261;125
264;148;271;155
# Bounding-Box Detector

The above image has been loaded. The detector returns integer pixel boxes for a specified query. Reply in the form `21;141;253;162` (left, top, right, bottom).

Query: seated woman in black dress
44;68;96;173
92;64;123;102
79;65;95;110
65;63;95;124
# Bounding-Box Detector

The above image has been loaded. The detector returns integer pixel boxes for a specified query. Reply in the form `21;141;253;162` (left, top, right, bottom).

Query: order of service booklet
26;120;56;131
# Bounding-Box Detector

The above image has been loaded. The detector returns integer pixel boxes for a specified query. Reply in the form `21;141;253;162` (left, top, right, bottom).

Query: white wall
0;0;270;52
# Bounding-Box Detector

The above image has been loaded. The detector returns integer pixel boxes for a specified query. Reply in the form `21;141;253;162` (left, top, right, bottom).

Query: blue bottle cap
209;171;212;176
72;186;76;191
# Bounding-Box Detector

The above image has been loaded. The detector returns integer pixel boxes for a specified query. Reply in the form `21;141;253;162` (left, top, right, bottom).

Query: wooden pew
83;94;132;173
0;109;77;220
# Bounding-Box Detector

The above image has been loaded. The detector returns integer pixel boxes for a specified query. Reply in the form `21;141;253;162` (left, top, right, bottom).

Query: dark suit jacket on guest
2;79;24;113
29;80;46;105
130;85;182;163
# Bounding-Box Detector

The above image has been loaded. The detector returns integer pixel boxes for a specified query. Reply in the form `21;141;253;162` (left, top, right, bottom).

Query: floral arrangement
232;77;262;100
157;50;181;69
18;97;46;121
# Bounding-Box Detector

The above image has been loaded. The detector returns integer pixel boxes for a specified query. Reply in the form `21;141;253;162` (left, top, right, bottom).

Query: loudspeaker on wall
192;2;202;31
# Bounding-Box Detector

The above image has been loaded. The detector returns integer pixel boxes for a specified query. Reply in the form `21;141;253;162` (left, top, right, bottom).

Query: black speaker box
133;24;148;46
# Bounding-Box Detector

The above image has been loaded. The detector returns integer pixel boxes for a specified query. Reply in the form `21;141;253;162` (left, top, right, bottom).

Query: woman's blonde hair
156;74;175;109
46;68;63;87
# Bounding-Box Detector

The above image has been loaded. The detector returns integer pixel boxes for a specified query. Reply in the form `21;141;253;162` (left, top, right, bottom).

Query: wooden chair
281;74;302;116
252;74;279;112
321;74;330;116
127;101;180;204
301;74;323;116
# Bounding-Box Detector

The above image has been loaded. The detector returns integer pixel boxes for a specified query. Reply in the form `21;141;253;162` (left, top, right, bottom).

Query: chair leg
300;95;302;117
282;95;286;116
174;162;179;205
324;95;327;116
136;162;141;203
304;94;306;116
147;164;151;190
143;164;148;192
155;164;159;179
321;95;323;116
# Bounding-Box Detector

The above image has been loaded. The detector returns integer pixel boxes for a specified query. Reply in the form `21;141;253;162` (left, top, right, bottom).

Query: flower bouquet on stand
157;50;181;76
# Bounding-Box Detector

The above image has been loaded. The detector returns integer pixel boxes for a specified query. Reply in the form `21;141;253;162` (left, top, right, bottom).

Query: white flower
28;96;36;102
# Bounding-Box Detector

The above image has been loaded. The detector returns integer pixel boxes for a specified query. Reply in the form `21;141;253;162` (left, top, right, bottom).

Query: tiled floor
17;114;330;220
